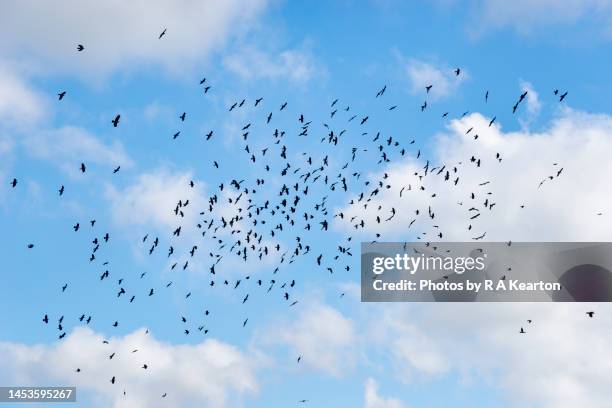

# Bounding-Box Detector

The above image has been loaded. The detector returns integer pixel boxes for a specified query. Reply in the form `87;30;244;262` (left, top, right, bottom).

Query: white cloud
376;302;612;408
106;168;205;231
468;0;612;36
403;59;466;101
0;327;259;408
0;0;269;77
519;80;541;117
223;46;320;83
265;301;357;377
364;378;408;408
380;319;450;381
23;126;132;177
331;108;612;406
0;64;47;128
336;109;612;241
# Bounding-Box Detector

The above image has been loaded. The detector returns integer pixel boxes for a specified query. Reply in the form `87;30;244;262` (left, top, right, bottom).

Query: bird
76;44;84;51
111;114;121;127
454;68;461;76
80;163;86;173
587;311;595;318
519;327;526;334
10;178;17;188
158;28;166;39
58;91;66;100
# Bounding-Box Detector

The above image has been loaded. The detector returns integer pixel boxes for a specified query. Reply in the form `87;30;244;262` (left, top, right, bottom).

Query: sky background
1;1;612;407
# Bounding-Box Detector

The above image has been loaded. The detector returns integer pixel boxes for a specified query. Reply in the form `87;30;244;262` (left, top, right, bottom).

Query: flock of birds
6;28;598;404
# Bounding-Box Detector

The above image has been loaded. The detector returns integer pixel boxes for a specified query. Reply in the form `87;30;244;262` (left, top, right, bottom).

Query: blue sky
1;1;612;407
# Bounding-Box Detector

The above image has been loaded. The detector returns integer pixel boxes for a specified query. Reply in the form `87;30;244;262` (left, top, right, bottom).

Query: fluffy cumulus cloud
0;64;47;128
106;168;205;231
0;327;259;408
328;107;612;406
375;302;612;408
264;301;358;377
373;316;450;381
0;0;269;77
519;80;541;118
403;59;466;100
364;378;408;408
336;108;612;241
223;45;320;83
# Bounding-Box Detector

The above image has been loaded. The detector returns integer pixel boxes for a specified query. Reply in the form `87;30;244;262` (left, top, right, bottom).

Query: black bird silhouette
58;91;66;100
76;44;84;51
158;28;166;39
111;114;121;127
586;311;595;318
11;178;17;188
